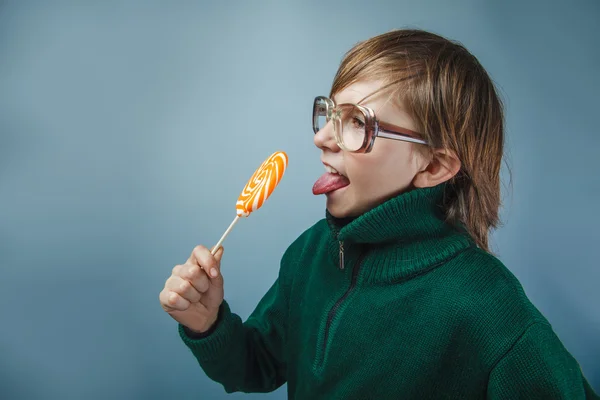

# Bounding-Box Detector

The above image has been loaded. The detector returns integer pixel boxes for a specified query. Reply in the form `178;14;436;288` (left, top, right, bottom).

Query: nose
313;121;340;152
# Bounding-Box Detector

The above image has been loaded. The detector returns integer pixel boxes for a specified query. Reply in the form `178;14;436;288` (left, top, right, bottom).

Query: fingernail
210;268;218;277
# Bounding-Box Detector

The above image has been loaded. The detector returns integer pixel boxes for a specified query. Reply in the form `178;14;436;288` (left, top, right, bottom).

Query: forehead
332;80;394;111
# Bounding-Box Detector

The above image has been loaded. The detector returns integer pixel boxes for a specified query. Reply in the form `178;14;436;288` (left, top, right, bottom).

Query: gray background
1;1;598;399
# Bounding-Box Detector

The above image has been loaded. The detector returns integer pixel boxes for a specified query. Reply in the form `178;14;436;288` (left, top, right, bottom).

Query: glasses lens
313;98;329;133
336;105;366;152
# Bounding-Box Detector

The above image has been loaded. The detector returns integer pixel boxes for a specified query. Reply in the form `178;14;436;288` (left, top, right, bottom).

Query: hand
160;245;224;333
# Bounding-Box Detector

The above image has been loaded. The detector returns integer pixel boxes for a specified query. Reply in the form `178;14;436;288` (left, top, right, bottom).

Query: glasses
312;96;428;153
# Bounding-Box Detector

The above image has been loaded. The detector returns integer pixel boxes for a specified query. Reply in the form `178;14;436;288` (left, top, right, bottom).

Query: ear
412;148;461;188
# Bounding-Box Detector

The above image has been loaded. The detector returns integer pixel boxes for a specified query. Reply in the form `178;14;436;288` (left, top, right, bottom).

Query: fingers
175;264;210;293
159;289;190;311
166;275;203;303
190;245;222;279
161;244;226;317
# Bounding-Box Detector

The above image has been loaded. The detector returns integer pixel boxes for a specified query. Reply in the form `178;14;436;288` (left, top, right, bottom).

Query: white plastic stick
211;215;241;255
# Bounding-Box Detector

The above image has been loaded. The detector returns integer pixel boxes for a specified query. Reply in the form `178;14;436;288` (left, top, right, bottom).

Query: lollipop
211;151;288;255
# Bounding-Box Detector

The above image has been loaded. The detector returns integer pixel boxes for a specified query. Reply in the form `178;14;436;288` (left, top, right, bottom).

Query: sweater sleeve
177;268;290;394
487;322;599;399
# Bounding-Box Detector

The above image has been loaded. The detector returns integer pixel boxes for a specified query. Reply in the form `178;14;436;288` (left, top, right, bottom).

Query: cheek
379;151;418;188
345;145;419;194
345;156;379;189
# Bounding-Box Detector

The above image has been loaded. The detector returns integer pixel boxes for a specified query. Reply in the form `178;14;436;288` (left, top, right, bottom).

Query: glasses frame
312;96;428;153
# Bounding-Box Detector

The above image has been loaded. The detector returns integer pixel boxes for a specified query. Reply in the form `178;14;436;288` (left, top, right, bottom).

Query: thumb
209;246;225;288
214;246;224;263
208;245;224;281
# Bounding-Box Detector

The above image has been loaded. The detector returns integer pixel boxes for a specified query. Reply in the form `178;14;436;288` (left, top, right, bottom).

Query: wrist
193;316;218;334
183;308;221;339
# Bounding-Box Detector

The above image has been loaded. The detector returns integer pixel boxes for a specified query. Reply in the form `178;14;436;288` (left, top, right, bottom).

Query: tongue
312;173;350;195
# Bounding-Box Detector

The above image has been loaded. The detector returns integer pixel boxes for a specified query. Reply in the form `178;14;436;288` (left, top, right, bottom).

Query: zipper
338;241;345;270
321;250;367;363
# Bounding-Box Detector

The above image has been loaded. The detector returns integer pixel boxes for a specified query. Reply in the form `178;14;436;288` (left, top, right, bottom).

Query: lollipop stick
211;215;241;255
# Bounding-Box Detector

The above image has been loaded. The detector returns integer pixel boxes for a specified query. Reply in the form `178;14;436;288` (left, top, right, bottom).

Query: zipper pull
339;240;345;270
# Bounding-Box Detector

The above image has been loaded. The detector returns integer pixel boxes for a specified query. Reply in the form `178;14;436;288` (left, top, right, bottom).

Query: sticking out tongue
312;172;350;195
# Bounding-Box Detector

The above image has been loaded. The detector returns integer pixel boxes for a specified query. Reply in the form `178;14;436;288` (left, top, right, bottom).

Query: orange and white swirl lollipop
235;151;288;217
211;151;288;255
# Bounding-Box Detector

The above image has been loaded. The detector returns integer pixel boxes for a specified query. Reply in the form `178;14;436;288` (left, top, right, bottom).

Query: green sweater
179;185;598;399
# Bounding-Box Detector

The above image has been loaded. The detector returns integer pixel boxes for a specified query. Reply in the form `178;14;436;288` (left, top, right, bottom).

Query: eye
351;116;365;129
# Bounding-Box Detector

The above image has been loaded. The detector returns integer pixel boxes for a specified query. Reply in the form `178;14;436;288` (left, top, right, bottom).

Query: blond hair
331;29;505;252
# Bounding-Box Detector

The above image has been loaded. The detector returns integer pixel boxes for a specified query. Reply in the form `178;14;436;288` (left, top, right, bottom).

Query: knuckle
197;276;210;292
187;264;201;280
193;244;206;255
184;266;194;278
179;279;190;291
181;260;193;269
160;290;172;307
169;293;182;308
165;275;176;288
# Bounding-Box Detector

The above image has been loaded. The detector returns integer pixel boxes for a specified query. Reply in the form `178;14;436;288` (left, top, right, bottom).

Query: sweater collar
325;184;474;284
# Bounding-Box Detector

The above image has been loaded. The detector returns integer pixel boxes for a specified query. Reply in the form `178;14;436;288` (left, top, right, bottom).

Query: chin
326;198;362;219
325;199;346;218
326;207;347;219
